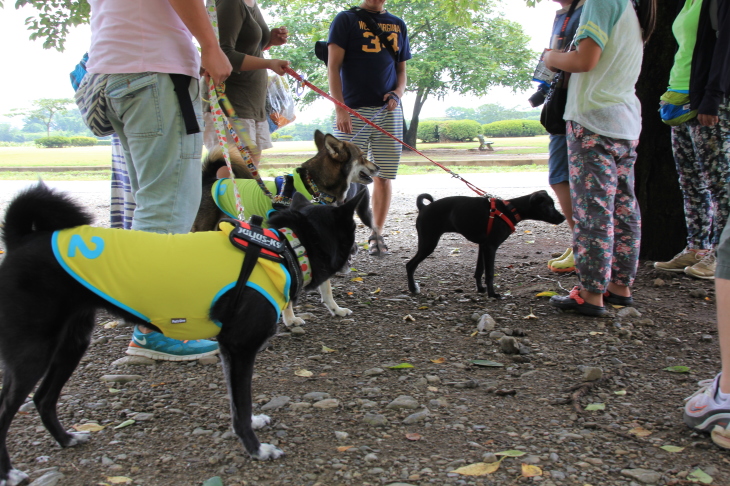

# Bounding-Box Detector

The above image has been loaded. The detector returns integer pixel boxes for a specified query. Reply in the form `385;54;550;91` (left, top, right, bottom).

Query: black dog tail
416;193;434;211
202;147;251;185
2;182;94;252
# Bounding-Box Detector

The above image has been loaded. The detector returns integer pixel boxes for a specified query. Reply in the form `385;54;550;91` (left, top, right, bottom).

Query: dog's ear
290;191;312;211
323;133;347;161
313;129;326;150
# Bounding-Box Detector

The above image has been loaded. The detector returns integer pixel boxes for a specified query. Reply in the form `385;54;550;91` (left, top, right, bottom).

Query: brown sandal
368;234;390;257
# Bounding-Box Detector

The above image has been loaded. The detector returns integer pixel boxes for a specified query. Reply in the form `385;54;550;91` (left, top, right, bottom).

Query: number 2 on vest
68;234;105;259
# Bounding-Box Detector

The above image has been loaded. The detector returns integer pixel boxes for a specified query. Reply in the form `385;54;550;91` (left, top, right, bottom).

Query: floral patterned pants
567;122;641;294
670;102;730;250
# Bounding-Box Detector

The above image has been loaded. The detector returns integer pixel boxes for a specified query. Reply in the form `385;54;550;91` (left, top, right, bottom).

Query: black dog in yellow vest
0;183;367;484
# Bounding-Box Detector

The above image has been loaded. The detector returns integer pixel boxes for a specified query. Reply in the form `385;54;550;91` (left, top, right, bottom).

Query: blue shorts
548;134;569;185
717;223;730;280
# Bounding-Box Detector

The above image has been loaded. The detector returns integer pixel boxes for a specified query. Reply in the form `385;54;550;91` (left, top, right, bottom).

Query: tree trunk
634;5;685;260
404;88;429;149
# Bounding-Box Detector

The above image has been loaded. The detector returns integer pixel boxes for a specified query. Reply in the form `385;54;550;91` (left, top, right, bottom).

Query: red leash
284;67;489;197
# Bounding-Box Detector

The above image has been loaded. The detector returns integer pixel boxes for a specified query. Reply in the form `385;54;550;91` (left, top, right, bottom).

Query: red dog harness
486;198;521;236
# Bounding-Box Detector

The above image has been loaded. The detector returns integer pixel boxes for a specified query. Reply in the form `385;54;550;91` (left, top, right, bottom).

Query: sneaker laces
698;251;716;266
685;377;718;402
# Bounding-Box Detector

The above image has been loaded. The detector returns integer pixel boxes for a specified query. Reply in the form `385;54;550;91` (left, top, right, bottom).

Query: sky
0;0;559;126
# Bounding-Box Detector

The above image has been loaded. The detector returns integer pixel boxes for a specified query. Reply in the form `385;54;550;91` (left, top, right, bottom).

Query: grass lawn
0;136;549;180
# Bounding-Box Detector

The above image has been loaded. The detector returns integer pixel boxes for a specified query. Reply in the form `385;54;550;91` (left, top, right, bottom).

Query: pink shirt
87;0;200;78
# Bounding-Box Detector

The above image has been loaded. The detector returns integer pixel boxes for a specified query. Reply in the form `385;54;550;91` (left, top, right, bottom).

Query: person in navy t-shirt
326;0;411;257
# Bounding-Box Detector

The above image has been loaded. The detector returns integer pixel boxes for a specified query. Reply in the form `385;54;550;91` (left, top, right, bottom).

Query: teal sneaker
126;326;219;361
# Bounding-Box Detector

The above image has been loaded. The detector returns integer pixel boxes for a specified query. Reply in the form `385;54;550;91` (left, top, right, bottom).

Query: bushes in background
482;120;547;138
69;136;98;146
33;136;104;148
416;121;439;143
438;120;482;142
34;136;69;148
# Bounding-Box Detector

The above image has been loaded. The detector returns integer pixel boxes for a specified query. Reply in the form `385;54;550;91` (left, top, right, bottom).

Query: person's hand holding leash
202;45;232;86
267;59;291;76
699;113;719;127
384;91;400;111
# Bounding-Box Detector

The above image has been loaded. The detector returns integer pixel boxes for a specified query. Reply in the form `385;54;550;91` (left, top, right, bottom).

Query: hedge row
417;119;546;142
34;136;100;148
481;120;547;137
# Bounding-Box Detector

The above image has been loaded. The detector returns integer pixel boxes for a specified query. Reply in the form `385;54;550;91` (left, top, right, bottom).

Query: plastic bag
266;74;296;133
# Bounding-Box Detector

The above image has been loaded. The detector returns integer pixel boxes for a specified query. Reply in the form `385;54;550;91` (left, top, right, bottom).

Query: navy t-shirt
328;9;411;109
551;3;583;50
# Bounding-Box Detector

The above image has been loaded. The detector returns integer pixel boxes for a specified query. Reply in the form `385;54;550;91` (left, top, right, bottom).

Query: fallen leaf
524;307;538;319
524;230;532;234
660;445;685;453
431;357;446;364
450;248;460;254
585;403;605;411
370;288;381;294
610;304;625;309
535;291;558;297
103;321;118;329
629;427;652;437
321;345;336;353
295;369;313;377
470;360;504;367
405;433;422;441
403;314;415;322
418;305;429;310
614;390;627;395
337;445;355;452
589;331;604;336
347;292;354;295
470;330;479;337
351;277;363;282
114;419;135;429
687;467;713;484
495;450;526;457
202;477;224;486
664;366;691;373
106;477;132;484
453;461;501;476
521;464;542;477
389;363;414;369
73;423;105;432
108;388;121;394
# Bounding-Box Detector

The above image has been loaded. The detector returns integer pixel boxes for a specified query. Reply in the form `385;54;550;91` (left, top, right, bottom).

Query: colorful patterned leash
284;67;489;198
206;1;245;219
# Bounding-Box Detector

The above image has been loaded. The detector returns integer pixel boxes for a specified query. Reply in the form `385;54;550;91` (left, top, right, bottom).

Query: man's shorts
548;134;569;185
333;105;403;180
203;113;273;155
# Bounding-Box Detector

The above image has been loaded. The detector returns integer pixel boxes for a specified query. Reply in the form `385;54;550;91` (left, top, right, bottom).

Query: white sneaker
684;374;730;432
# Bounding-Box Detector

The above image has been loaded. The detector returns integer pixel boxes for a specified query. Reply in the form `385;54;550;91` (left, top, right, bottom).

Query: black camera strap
556;0;582;52
350;6;398;64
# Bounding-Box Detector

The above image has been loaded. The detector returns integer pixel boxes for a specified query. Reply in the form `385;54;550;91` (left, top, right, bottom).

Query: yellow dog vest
52;225;290;341
212;172;310;224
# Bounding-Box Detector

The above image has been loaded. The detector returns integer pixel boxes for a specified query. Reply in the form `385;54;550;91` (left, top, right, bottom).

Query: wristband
386;91;400;103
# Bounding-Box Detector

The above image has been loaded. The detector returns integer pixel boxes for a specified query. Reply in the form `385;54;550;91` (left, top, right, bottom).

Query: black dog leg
481;244;501;299
0;361;52;485
406;231;443;294
34;311;95;448
219;341;283;460
474;248;486;293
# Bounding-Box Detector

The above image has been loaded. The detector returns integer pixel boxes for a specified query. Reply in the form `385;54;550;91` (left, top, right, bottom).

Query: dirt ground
0;175;729;486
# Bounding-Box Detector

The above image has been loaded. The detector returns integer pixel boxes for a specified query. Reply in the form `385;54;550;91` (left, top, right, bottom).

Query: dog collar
276;227;312;289
486;198;522;236
302;169;337;205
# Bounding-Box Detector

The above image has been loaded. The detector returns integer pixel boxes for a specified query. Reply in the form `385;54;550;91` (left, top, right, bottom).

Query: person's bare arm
238;57;290;75
328;43;351;134
543;37;602;74
167;0;232;85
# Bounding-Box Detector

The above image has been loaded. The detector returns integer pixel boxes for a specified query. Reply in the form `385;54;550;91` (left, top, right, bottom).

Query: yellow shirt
52;225;290;340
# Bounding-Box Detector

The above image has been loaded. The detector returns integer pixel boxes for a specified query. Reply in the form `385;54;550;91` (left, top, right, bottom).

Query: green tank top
669;0;704;91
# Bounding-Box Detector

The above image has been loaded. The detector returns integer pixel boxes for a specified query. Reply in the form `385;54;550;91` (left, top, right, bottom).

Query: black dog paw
409;282;421;294
488;293;502;300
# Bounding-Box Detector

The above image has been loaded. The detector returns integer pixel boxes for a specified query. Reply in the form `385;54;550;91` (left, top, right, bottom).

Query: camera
528;83;549;108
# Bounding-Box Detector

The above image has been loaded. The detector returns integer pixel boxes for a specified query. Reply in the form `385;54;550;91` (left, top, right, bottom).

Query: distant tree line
445;103;542;125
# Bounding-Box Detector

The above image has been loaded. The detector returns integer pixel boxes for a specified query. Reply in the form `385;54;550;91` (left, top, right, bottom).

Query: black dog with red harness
406;191;566;298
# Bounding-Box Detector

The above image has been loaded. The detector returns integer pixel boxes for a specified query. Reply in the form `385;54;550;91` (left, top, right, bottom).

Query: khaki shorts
203;113;273;155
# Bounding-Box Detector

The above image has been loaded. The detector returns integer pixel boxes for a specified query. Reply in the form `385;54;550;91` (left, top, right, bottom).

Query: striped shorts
332;104;403;180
